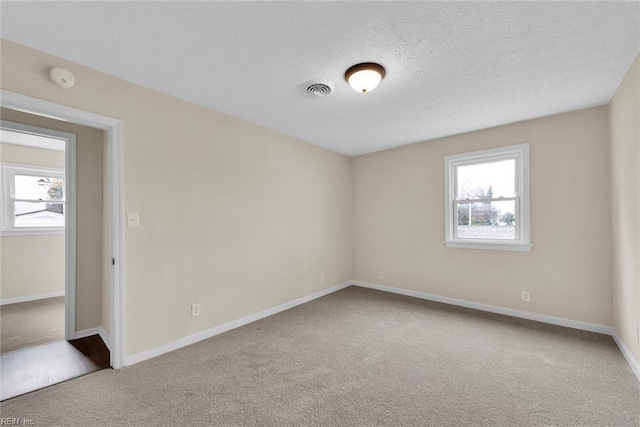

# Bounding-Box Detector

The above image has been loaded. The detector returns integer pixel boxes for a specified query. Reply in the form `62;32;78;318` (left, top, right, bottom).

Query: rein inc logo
0;419;34;426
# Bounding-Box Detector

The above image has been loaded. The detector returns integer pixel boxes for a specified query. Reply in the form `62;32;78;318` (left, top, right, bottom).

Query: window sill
444;240;532;252
1;229;65;237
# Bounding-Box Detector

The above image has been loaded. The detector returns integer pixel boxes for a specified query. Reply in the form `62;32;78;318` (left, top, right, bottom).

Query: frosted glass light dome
345;63;385;93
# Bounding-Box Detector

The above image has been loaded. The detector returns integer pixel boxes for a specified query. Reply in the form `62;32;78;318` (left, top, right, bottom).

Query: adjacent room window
1;163;65;234
443;143;531;251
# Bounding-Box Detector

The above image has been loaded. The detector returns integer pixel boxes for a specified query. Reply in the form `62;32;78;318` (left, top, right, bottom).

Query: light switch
127;213;140;228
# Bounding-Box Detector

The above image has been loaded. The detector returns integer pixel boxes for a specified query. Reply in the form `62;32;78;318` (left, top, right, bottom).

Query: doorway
0;90;124;372
0;119;75;346
0;113;113;400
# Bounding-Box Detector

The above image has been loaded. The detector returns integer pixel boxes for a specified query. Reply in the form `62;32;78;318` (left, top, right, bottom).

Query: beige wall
0;39;353;356
0;142;65;169
353;107;612;326
610;53;640;363
0;108;105;332
1;234;65;299
0;143;65;300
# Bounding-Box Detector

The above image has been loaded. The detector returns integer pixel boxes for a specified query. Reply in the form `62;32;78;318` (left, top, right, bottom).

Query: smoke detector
50;67;75;88
305;80;335;98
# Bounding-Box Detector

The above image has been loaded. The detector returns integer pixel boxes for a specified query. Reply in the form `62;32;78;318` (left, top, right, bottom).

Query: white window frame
1;162;66;235
443;143;532;252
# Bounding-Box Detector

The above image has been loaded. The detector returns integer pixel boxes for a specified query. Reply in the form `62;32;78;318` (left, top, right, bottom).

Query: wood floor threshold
1;335;110;401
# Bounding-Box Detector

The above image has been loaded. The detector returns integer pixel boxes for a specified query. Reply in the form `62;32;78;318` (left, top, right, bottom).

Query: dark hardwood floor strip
68;335;110;367
1;335;110;401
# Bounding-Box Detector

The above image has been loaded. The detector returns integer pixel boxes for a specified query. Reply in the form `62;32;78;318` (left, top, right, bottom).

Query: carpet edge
353;280;640;382
352;281;612;334
612;330;640;381
124;281;352;366
1;291;65;306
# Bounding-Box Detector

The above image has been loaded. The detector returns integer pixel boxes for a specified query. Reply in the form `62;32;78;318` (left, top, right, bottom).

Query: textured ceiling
1;2;638;156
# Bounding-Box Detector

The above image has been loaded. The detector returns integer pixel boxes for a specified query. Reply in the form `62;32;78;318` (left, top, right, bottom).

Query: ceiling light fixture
345;63;385;93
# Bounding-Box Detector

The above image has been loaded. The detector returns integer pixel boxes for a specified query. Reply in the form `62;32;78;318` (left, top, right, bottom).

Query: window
444;143;531;251
1;163;65;235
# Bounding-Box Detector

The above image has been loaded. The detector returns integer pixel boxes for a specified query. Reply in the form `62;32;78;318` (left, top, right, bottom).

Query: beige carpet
1;287;639;426
0;297;65;354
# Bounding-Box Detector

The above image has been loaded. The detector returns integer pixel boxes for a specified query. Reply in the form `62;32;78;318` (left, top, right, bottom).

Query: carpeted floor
0;296;65;354
1;287;639;426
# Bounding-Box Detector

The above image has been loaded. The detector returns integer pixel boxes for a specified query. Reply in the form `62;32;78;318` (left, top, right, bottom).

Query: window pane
14;202;64;227
14;175;64;201
456;159;515;199
456;200;516;240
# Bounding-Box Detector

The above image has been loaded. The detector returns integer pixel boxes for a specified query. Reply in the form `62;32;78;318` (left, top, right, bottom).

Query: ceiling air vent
305;80;335;98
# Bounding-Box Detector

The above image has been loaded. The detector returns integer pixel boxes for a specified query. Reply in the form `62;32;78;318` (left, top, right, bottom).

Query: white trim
612;330;640;380
124;279;640;382
0;290;65;306
0;161;65;174
354;281;640;382
443;143;531;251
352;281;611;335
125;281;352;366
65;134;77;342
444;240;533;252
74;326;112;351
1;90;125;369
108;119;124;369
1;120;66;151
0;229;65;236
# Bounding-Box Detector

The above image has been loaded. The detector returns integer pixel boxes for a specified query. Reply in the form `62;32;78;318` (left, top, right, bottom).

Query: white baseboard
352;281;613;335
0;290;65;306
353;280;640;382
75;326;112;351
612;330;640;380
122;279;639;383
125;281;352;366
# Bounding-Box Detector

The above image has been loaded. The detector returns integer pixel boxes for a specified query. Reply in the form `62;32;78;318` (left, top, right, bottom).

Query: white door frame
0;120;77;341
1;90;125;369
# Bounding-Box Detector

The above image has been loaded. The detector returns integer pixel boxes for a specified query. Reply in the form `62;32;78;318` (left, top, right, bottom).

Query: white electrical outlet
379;272;384;280
521;291;531;302
191;303;201;318
320;274;325;283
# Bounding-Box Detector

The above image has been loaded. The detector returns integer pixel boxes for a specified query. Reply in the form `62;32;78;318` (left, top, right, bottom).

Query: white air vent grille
305;80;335;97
